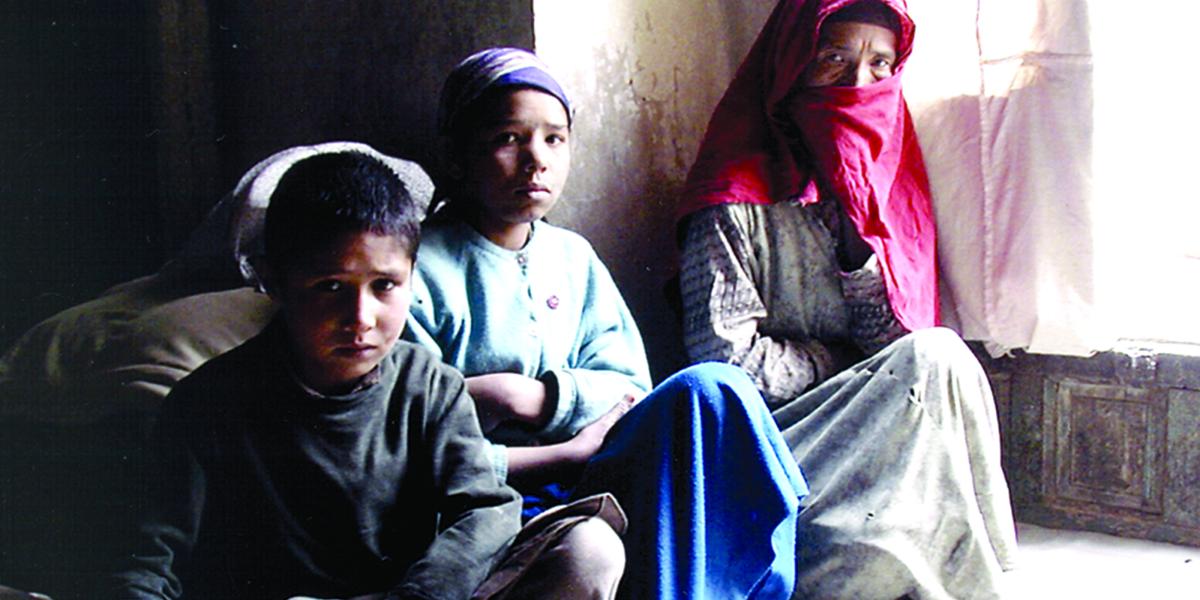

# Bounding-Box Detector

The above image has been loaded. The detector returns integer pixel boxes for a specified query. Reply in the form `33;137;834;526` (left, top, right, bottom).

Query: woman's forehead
817;21;898;52
823;0;901;33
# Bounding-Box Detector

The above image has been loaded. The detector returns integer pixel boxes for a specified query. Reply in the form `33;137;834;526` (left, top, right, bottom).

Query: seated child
110;150;624;600
405;47;808;599
0;143;416;600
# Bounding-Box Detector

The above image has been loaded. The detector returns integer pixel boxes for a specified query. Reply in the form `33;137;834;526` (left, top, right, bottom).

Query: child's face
461;88;570;247
272;230;413;394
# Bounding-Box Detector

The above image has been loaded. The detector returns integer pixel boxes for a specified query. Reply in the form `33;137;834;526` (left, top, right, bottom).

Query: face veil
679;0;938;331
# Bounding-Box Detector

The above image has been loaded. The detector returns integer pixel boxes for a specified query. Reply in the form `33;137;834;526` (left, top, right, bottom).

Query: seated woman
404;47;807;599
677;1;1017;598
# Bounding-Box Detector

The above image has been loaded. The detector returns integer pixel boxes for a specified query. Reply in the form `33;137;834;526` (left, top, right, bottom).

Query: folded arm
678;205;858;406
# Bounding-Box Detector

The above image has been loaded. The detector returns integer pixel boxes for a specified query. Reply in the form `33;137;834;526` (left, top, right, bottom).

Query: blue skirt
573;362;807;599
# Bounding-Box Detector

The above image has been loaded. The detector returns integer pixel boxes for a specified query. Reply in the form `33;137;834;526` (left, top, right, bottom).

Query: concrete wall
533;0;774;379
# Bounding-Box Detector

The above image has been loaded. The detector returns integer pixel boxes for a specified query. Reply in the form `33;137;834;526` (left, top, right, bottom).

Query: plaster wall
532;0;774;379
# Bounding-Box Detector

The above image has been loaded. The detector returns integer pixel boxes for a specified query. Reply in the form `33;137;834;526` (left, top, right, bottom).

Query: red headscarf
679;0;938;331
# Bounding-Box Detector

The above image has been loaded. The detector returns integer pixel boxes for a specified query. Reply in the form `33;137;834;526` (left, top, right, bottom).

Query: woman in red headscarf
678;1;1017;598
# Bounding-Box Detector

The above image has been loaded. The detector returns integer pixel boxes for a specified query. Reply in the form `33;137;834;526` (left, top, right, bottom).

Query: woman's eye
372;279;397;292
546;133;567;145
313;280;343;293
871;58;893;70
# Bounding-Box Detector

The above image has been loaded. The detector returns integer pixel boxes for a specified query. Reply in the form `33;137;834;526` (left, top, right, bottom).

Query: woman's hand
465;373;550;433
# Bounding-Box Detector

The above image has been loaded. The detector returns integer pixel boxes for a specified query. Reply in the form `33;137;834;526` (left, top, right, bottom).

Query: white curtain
905;0;1200;356
905;0;1101;356
1089;2;1200;349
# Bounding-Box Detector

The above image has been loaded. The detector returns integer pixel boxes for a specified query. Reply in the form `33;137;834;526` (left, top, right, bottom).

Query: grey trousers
774;328;1018;600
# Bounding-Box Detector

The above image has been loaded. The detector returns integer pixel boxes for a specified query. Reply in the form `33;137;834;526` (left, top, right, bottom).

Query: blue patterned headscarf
437;47;573;135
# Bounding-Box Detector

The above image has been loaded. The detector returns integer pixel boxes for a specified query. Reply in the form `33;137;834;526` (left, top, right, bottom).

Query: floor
1004;522;1200;598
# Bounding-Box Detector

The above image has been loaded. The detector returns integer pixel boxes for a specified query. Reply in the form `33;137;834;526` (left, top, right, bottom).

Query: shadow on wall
202;1;535;197
0;1;162;349
1;0;534;350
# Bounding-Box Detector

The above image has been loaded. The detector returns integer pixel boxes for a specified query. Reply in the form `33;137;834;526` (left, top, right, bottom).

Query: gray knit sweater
111;321;522;600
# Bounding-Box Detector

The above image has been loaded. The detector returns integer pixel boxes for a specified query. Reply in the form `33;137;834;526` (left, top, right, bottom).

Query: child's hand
567;394;637;464
465;373;550;432
504;394;640;486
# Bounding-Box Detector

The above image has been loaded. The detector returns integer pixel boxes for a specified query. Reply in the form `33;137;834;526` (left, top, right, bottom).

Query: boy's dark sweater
112;321;522;600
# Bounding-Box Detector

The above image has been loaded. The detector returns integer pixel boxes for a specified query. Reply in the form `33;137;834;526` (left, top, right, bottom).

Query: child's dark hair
264;151;421;269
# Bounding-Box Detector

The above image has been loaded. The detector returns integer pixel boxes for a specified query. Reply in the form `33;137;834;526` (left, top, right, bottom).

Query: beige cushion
1;282;275;424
